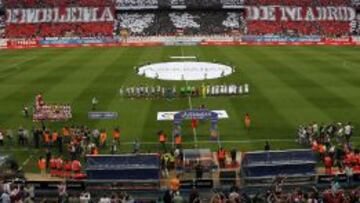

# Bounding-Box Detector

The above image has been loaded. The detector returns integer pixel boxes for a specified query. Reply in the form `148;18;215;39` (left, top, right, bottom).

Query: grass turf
0;45;359;172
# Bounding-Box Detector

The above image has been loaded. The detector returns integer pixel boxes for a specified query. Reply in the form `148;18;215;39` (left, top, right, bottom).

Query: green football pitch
0;45;359;171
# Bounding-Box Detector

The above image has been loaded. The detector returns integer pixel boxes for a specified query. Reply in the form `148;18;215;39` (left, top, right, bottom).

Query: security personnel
170;174;181;193
43;131;50;147
38;156;46;176
52;131;58;144
100;130;107;148
175;134;182;148
244;113;251;129
217;147;226;168
159;131;167;151
112;128;121;145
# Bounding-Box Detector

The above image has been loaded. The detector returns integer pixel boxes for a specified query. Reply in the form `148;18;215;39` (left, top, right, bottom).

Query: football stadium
0;0;360;202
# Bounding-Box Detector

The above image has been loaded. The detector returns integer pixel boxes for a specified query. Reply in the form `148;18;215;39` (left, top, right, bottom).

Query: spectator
217;147;226;168
188;187;200;203
79;191;91;203
195;161;204;180
170;174;181;193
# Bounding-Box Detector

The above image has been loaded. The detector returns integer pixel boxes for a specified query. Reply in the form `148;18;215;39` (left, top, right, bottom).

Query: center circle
137;61;233;81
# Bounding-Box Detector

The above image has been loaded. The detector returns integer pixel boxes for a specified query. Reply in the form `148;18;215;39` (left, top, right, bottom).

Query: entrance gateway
172;109;220;145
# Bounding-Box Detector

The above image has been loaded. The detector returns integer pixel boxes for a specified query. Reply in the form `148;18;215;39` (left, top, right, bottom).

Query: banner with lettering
244;0;356;36
4;0;115;38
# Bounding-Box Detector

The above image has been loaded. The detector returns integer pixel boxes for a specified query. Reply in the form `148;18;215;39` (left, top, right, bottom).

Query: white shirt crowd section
0;17;4;37
117;12;246;34
222;12;246;30
169;13;200;29
350;14;360;35
118;13;155;33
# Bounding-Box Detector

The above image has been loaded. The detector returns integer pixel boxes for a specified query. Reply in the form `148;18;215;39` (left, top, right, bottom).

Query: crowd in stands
2;176;360;202
0;15;4;38
5;23;114;39
245;0;357;36
297;122;358;176
116;9;360;37
115;11;246;36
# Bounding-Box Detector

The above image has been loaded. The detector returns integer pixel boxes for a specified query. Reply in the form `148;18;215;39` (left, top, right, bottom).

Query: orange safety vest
71;160;81;172
44;133;50;143
175;136;182;145
52;132;58;142
113;130;120;140
159;134;166;143
170;177;180;191
218;149;226;159
245;115;251;128
38;159;46;170
100;132;107;144
62;128;70;136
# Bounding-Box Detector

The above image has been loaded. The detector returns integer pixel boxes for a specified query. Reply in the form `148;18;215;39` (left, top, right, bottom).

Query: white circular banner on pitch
137;62;233;81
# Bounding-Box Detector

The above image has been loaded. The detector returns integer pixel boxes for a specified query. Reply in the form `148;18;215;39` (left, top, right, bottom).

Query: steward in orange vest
244;113;251;129
159;131;167;151
100;131;107;147
170;174;181;192
175;134;182;147
52;131;58;143
38;157;46;176
43;131;50;146
112;128;121;144
217;147;226;168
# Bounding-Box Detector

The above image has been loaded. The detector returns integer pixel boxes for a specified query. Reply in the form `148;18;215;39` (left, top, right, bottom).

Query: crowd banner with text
4;0;115;38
